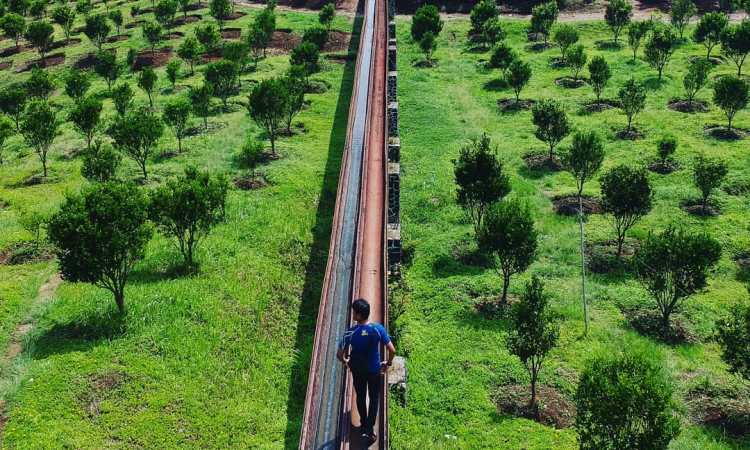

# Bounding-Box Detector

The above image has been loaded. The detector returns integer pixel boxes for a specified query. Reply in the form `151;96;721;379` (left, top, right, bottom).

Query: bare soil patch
224;11;247;20
526;41;552;52
164;31;185;40
586;239;638;274
498;98;534;112
580;99;619;114
523;152;562;171
201;48;223;62
15;53;65;72
51;38;83;50
681;199;721;216
554;76;585;88
323;30;351;52
105;34;130;43
619;306;699;344
325;52;354;63
0;61;11;71
234;173;270;190
221;27;242;39
0;44;31;57
552;194;601;215
648;159;680;174
174;14;202;25
80;371;128;418
616;128;644;140
269;30;302;52
548;56;567;68
125;20;146;29
685;381;750;436
495;384;576;429
132;47;173;69
705;124;748;140
0;242;54;266
668;99;709;113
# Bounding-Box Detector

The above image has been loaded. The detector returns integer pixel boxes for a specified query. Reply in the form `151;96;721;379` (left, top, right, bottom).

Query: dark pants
352;371;380;434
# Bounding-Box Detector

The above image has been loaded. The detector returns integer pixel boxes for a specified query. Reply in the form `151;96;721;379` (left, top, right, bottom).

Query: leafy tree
0;116;15;165
155;0;177;29
177;0;191;18
489;41;516;76
319;3;335;32
166;59;180;88
222;40;249;75
588;55;611;103
575;351;680;450
553;24;578;63
508;58;531;102
137;66;157;107
411;4;442;42
453;133;511;237
479;17;505;49
600;165;652;258
567;44;587;81
26;67;54;99
717;303;750;380
75;0;92;15
84;13;111;51
507;276;559;411
722;20;750;76
162;97;191;152
479;199;538;304
24;20;53;64
635;226;721;331
713;75;748;131
693;154;728;213
108;9;123;35
195;22;220;52
290;42;320;82
110;107;164;179
0;84;27;130
644;24;677;80
281;69;305;134
683;58;711;106
562;130;605;204
143;20;163;53
618;78;646;132
177;36;201;74
656;135;677;167
111;82;133;116
64;69;90;103
671;0;696;39
247;21;270;64
204;60;237;108
247;77;286;156
68;95;102;151
252;6;275;57
94;49;119;90
419;31;436;62
47;182;153;312
51;5;75;43
532;99;570;160
303;26;328;50
190;84;212;129
628;20;650;60
29;0;46;19
469;0;497;36
0;13;26;48
7;0;29;16
530;1;558;45
21;99;57;177
605;0;632;43
237;134;264;175
149;167;227;266
209;0;230;29
81;139;120;182
694;12;729;59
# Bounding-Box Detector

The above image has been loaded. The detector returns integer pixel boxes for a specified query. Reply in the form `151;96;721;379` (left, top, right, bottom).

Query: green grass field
390;16;750;450
0;2;355;447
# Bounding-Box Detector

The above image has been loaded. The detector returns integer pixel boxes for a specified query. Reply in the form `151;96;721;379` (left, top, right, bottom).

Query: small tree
163;97;191;153
600;165;653;258
303;26;328;50
64;69;91;103
209;0;230;30
618;78;646;132
143;21;163;54
190;84;212;129
479;200;538;304
722;20;750;76
605;0;632;43
166;59;180;89
0;84;27;130
26;68;53;101
656;135;677;167
411;4;443;42
0;116;15;165
419;31;437;63
480;18;505;49
75;0;92;15
68;95;102;152
552;24;578;64
178;36;201;75
562;131;605;206
532;99;570;160
222;41;250;76
47;182;153;312
683;58;711;106
247;77;287;156
290;42;320;83
0;13;26;48
567;44;587;81
21;99;57;177
108;9;123;35
281;69;305;134
508;58;532;102
469;0;497;36
25;20;54;64
636;226;721;332
628;20;650;60
453;133;511;237
94;50;119;90
693;154;728;213
575;351;680;450
713;75;748;131
671;0;696;39
247;21;270;65
84;13;111;51
204;60;237;108
507;276;559;412
319;3;335;32
155;0;177;29
195;23;220;53
51;5;75;43
138;66;157;107
29;0;46;19
7;0;30;16
530;1;558;45
489;41;516;77
717;303;750;380
694;12;729;59
588;56;611;103
237;135;264;176
252;6;275;57
149;167;228;267
644;24;677;80
110;107;164;179
111;82;133;116
81;139;121;182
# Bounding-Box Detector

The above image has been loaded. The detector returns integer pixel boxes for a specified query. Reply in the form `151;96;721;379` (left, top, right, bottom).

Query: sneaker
365;432;377;445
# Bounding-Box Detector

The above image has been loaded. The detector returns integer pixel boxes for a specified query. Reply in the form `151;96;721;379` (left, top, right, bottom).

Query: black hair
352;298;370;319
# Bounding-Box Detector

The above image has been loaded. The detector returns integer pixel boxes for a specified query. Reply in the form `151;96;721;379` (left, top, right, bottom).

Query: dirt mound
224;11;247;20
554;76;585;88
323;30;351;52
15;53;65;72
648;159;680;174
221;27;242;39
80;371;128;418
523;152;562;171
0;44;31;57
668;99;709;113
496;384;576;429
201;48;223;63
681;200;720;216
105;34;130;43
705;124;747;140
132;47;173;69
580;99;619;114
174;14;202;25
0;242;54;265
552;194;601;215
234;173;269;190
586;239;638;274
620;306;698;344
498;98;534;112
616;128;644;140
269;30;302;52
0;61;11;71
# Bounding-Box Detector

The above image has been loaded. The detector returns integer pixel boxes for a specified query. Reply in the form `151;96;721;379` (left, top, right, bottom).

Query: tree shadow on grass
643;76;668;90
282;9;362;450
130;260;197;284
431;254;488;278
30;310;127;360
483;78;508;91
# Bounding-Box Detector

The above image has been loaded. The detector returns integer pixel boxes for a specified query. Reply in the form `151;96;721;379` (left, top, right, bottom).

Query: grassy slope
391;16;750;450
0;3;354;448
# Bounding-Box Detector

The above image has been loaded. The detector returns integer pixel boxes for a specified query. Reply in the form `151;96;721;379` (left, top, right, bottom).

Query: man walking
337;298;396;445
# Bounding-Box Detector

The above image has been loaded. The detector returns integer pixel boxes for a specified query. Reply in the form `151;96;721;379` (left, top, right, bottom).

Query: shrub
111;83;133;116
190;84;213;129
281;68;305;134
143;21;163;53
683;58;711;106
204;60;237;108
552;24;578;63
209;0;231;29
717;303;750;380
562;130;605;200
68;96;103;152
713;75;748;131
178;36;201;75
84;14;111;51
21;99;57;177
411;4;442;42
722;20;750;76
600;165;652;258
303;26;328;50
26;67;54;99
693;154;728;213
137;66;158;107
250;6;275;58
94;50;120;90
108;9;123;34
627;20;650;60
162;97;191;153
671;0;696;39
25;20;54;63
489;41;516;75
588;56;611;103
0;83;27;130
1;13;26;48
567;44;587;80
155;0;177;29
64;69;90;103
319;3;335;32
469;0;497;36
237;135;264;174
195;23;220;52
618;78;646;132
479;17;505;49
508;58;531;102
109;106;164;179
656;135;677;166
532;99;570;160
247;77;287;156
644;24;677;80
0;116;14;165
81;139;121;182
694;12;729;59
530;1;558;45
166;59;181;88
290;42;320;81
605;0;632;43
419;31;436;62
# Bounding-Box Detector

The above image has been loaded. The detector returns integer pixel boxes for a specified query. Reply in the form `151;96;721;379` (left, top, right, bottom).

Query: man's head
352;298;370;322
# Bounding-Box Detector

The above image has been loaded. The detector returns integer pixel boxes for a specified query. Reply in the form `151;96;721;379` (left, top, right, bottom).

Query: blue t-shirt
339;323;391;374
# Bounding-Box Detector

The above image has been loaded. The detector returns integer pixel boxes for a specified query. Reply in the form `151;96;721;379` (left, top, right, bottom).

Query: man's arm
384;341;396;366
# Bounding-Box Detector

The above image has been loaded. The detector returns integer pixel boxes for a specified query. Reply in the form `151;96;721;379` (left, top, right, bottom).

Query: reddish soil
164;31;186;40
201;48;223;62
221;28;242;39
269;30;302;52
74;48;116;69
0;61;11;71
323;30;351;52
0;44;31;57
15;53;66;73
495;384;576;429
174;14;202;25
552;194;602;215
105;34;131;43
125;20;146;29
50;38;83;50
132;47;173;69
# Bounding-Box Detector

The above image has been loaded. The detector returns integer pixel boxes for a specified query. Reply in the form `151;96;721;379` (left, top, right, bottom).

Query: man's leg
365;373;381;434
352;371;369;430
